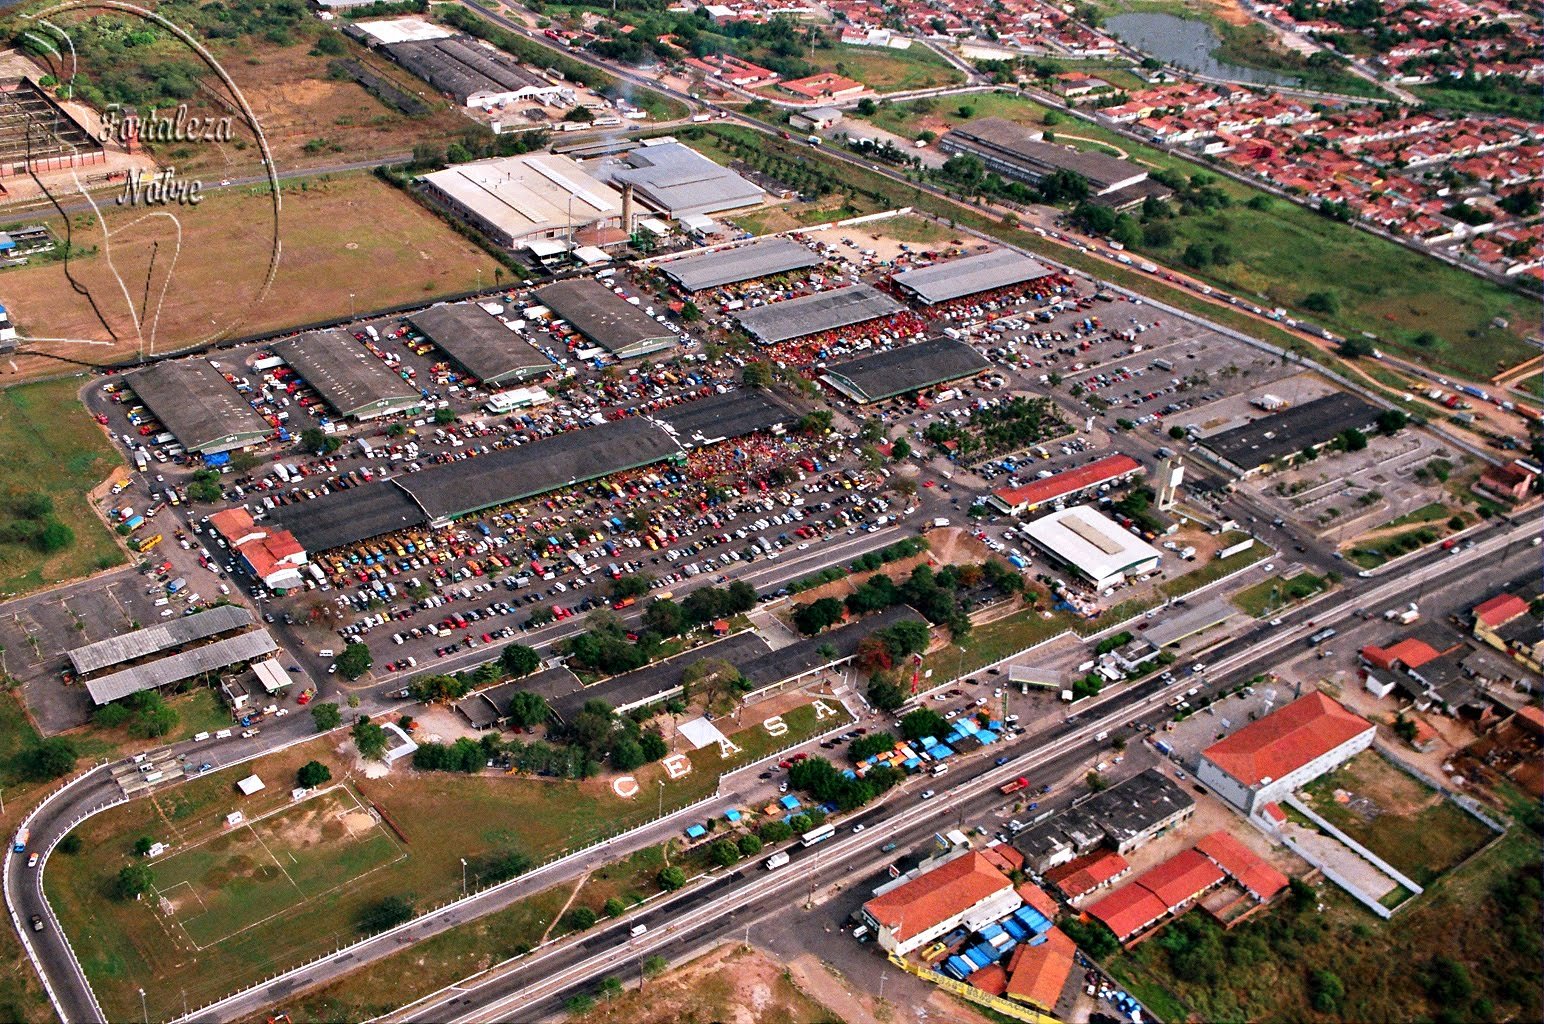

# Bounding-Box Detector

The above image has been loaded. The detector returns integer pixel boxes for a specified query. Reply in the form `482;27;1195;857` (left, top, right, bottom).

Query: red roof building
989;454;1143;515
1004;926;1076;1011
683;53;779;86
1197;692;1375;814
1016;881;1061;921
1475;462;1535;503
861;851;1021;954
1087;884;1167;943
1361;638;1445;672
966;962;1008;997
207;507;308;590
1044;849;1131;903
778;72;868;101
1474;593;1528;631
1134;849;1225;912
1193;831;1289;902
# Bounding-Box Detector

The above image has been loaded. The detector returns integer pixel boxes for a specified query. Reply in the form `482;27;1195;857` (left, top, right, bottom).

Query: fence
886;952;1064;1024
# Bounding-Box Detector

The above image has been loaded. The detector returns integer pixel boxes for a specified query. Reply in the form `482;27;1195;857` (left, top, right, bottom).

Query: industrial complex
420;154;625;248
597;140;764;219
271;330;424;421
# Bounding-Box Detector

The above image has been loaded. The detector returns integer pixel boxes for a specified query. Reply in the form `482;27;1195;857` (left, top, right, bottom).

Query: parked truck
765;851;791;870
1384;603;1420;624
13;828;28;852
998;776;1030;796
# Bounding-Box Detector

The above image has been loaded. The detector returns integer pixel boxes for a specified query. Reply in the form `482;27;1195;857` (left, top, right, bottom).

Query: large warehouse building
820;337;991;404
126;360;273;454
989;453;1144;515
891;248;1054;305
1199;392;1381;477
940;118;1151;199
409;302;553;386
370;30;566;108
272;330;423;421
599;141;764;219
1197;691;1375;815
656;237;821;292
421;154;624;249
1020;504;1163;590
536;279;675;359
735;284;905;345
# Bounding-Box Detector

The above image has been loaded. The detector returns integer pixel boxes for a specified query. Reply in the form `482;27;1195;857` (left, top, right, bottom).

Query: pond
1106;12;1300;86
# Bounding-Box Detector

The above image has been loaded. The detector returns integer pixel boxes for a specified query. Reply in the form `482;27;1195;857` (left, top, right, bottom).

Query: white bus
800;823;836;848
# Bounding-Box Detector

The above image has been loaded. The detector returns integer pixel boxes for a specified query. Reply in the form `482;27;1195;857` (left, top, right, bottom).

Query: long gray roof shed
126;361;271;454
86;630;278;705
536;279;675;360
735;284;905;345
656;237;822;292
891;249;1054;304
69;605;254;675
408;303;552;386
272;330;423;420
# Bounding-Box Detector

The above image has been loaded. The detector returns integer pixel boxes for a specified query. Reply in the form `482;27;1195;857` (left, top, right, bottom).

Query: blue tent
943;956;973;980
685;824;706;839
779;795;801;810
1015;905;1053;935
1002;918;1029;941
724;809;742;823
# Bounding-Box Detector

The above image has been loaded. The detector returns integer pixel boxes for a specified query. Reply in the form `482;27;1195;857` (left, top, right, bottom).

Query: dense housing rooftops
1201;392;1380;472
85;630;278;705
536;279;675;358
271;330;421;419
408;302;551;385
820;337;991;404
69;605;254;675
127;360;272;454
734;284;905;345
890;249;1054;304
655;237;822;292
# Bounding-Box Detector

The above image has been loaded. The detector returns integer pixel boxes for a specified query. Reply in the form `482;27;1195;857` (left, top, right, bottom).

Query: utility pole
138;987;148;1024
461;857;468;896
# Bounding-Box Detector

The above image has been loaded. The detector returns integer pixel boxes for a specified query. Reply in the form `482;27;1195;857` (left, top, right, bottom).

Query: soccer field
152;787;405;949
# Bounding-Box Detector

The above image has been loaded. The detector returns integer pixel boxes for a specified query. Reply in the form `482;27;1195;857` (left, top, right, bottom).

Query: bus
800;824;836;848
1308;627;1337;646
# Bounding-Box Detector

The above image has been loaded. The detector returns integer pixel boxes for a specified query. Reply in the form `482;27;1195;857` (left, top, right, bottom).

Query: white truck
1384;603;1419;624
764;851;791;871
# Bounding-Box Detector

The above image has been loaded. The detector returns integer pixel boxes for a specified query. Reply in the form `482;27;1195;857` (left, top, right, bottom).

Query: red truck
999;776;1030;795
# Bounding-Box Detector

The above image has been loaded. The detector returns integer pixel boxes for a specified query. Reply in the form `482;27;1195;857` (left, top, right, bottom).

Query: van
629;924;648;938
318;648;336;658
930;763;949;777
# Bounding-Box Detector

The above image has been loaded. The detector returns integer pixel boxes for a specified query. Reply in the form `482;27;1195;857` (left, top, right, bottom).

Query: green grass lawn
1232;571;1327;617
857;93;1537;377
1381;503;1455;530
1410;81;1543;124
921;602;1068;679
817;43;963;92
1348;525;1441;568
0;378;125;598
47;698;842;1021
1158;541;1270;599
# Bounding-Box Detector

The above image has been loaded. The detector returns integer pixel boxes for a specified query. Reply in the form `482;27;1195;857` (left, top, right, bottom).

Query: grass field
47;699;843;1021
0;378;125;597
153;787;404;949
1410;81;1543;124
1;173;496;380
817;43;963;92
1348;525;1440;568
1232;571;1327;617
1106;828;1540;1023
1158;540;1270;599
1301;753;1496;885
859;93;1537;377
1380;502;1455;530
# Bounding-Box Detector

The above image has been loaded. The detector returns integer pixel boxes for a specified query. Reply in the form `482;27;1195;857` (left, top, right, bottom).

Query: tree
114;864;154;900
352;716;389;761
890;437;911;460
1302;291;1338;314
565;995;595;1015
500;643;541;678
299;427;341;456
867;678;905;712
657;865;687;890
956;103;975;118
297;761;332;788
639;730;668;761
797;410;833;435
709;838;740;867
563;906;597;930
792;597;844;635
856;97;877;115
1309;969;1345;1013
643;598;687;637
642;954;669;979
742;361;772;389
357;895;414;934
1340;428;1368;452
758;821;792;844
737;834;763;857
336;642;373;680
505;691;550;729
134;836;154;856
1376;408;1408;435
38;520;74;553
58;834;82;855
604;897;627;918
312;702;342;732
23;737;77;781
899;708;946;743
1181;242;1211;269
1168;424;1187;440
850;732;897;761
612;573;654;599
1338;335;1375;359
610;736;645;771
566;104;593;122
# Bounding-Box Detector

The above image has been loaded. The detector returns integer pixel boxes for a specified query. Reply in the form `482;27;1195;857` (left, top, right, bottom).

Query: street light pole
461;857;468;896
139;987;148;1024
657;779;665;819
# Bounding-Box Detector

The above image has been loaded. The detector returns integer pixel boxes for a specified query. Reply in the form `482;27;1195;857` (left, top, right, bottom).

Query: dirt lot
569;943;836;1024
0;173;495;379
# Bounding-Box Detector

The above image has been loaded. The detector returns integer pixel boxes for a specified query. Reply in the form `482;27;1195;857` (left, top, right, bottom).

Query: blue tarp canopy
685;824;706;838
724;809;742;823
779;795;801;810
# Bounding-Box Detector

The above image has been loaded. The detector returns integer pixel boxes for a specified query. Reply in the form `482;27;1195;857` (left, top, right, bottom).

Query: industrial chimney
621;183;634;235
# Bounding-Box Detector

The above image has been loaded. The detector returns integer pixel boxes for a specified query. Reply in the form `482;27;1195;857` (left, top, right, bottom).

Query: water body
1106;12;1300;87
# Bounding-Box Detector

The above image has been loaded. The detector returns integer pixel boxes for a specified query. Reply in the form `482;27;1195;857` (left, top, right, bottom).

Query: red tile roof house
778;72;868;102
1133;848;1225;914
1196;691;1375;816
208;507;309;590
1044;849;1130;904
1086;882;1167;945
1193;831;1289;902
1474;462;1536;503
860;851;1022;955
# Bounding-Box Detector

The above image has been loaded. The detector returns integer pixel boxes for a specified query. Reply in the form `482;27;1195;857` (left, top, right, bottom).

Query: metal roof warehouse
126;360;272;454
735;284;905;345
653;390;790;447
820;338;991;404
86;630;279;705
395;416;683;521
1200;392;1380;476
656;237;822;292
599;141;765;220
271;330;423;421
1020;504;1163;591
536;279;676;359
890;249;1054;305
408;302;553;386
273;483;428;553
69;605;254;675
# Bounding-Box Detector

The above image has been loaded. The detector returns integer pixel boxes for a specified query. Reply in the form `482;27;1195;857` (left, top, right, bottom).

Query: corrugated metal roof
86;630;278;705
891;249;1053;304
657;237;822;292
69;605;254;675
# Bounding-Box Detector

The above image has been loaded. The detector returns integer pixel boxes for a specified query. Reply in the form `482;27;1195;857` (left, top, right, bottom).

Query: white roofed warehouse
1020;505;1163;591
420;154;624;249
891;249;1054;305
597;141;764;220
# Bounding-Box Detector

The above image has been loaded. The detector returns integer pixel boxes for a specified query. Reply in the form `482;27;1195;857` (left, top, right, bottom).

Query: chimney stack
621;183;634;235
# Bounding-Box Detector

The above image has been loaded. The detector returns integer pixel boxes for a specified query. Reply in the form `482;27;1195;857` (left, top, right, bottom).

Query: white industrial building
1196;691;1376;816
1020;504;1163;591
421;154;625;248
597;140;764;220
860;851;1021;955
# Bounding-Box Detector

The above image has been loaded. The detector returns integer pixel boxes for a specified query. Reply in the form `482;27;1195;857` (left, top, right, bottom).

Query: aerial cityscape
0;0;1537;1019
